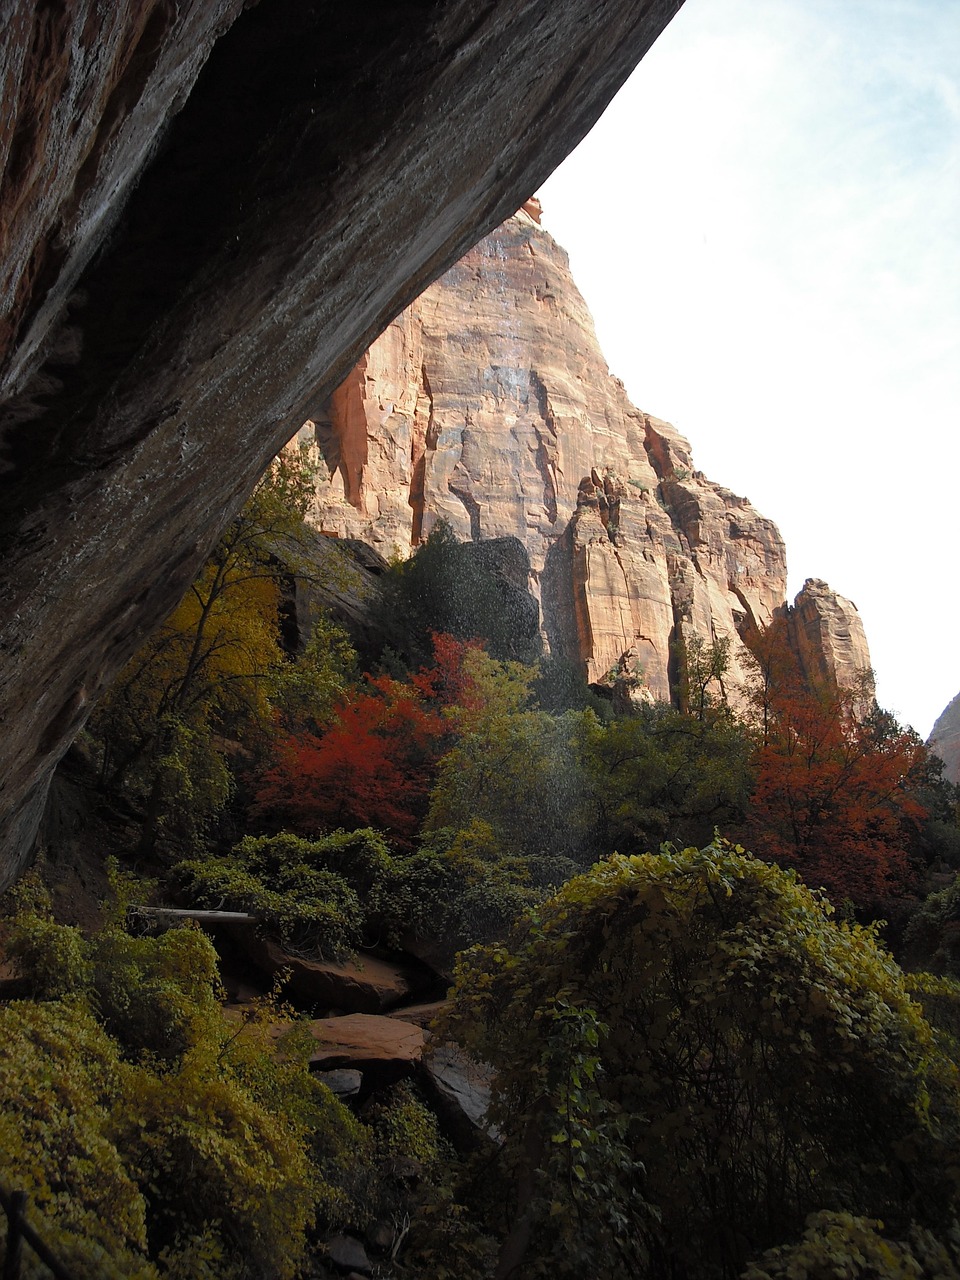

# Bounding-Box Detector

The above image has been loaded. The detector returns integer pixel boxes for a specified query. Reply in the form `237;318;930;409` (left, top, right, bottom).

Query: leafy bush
0;901;378;1278
743;1211;960;1279
0;999;155;1279
376;823;536;963
445;840;960;1279
370;1081;443;1180
902;875;960;975
174;831;388;960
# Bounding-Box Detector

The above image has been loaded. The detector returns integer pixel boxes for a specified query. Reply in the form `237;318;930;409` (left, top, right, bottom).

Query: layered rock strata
301;208;837;704
0;0;684;886
785;578;873;697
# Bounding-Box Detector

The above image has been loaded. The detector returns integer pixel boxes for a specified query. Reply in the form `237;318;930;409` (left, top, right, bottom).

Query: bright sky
540;0;960;740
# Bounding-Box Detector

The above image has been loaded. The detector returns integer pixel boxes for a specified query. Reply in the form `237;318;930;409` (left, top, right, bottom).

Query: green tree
675;633;732;719
424;647;592;871
444;841;960;1280
578;701;754;854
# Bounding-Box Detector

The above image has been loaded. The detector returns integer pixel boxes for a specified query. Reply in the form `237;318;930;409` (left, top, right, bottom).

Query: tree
674;633;732;720
254;635;474;846
740;623;929;908
424;647;592;873
443;841;960;1280
90;448;353;853
577;700;754;855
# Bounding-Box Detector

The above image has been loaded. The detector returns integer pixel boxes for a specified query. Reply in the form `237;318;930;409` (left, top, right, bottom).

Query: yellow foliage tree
91;448;353;853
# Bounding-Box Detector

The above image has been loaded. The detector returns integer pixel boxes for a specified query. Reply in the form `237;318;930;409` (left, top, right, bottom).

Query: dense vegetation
3;477;960;1278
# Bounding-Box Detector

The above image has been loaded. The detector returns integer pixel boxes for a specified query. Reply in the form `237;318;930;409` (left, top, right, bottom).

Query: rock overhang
0;0;685;886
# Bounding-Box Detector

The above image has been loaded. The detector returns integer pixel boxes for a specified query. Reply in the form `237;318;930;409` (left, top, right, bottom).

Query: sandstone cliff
930;693;960;786
301;206;870;705
785;578;873;697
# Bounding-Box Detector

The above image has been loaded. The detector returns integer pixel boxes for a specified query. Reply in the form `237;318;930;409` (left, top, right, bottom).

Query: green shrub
6;912;92;999
743;1211;960;1279
8;905;224;1061
445;840;960;1279
0;999;155;1279
377;825;534;961
370;1081;442;1179
175;830;383;960
0;900;377;1278
903;876;960;975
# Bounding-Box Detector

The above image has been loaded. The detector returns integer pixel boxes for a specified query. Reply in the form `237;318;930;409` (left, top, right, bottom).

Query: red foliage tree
253;635;476;845
741;621;928;908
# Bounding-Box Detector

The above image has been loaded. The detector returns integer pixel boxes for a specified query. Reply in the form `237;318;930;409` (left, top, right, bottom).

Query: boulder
243;934;425;1013
326;1235;372;1275
316;1069;363;1100
306;1014;426;1071
421;1044;499;1147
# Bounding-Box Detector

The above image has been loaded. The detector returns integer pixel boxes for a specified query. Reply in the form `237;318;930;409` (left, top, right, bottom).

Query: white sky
540;0;960;739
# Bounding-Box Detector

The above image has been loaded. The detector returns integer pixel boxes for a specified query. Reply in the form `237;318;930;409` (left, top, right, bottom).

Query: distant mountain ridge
296;200;870;703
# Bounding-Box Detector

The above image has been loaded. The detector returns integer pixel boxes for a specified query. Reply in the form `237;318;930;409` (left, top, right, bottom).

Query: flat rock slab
307;1014;426;1069
244;934;419;1012
386;998;450;1029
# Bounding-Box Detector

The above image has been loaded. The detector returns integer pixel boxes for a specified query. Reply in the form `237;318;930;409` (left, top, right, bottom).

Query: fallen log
127;906;259;926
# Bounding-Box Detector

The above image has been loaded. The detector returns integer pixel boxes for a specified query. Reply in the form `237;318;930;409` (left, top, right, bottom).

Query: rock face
785;578;873;697
930;692;960;786
0;0;685;887
301;209;818;704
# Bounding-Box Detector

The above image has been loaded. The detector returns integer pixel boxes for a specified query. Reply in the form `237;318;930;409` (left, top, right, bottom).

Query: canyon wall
301;206;871;704
0;1;683;886
930;693;960;786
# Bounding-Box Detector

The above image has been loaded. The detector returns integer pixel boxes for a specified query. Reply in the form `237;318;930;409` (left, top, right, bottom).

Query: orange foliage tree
253;634;475;846
741;621;929;908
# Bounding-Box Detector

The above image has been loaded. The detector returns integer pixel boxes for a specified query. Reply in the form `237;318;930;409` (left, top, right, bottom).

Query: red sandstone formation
302;207;870;706
786;579;873;699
